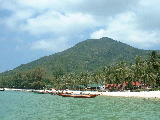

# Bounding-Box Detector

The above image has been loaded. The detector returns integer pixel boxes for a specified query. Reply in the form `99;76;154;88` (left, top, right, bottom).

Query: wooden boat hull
60;94;97;98
61;94;74;97
33;91;48;94
73;94;97;98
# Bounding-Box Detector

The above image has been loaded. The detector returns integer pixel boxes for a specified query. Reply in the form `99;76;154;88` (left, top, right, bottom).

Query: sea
0;90;160;120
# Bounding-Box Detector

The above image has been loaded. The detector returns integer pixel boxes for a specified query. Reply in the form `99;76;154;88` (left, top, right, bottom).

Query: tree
115;61;129;90
148;51;160;87
149;51;159;71
53;67;65;79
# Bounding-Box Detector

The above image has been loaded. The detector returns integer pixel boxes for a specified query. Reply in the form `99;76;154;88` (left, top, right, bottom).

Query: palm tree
148;51;160;87
149;51;159;71
115;61;129;90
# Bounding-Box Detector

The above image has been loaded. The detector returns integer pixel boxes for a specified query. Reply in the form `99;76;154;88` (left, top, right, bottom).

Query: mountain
0;37;150;76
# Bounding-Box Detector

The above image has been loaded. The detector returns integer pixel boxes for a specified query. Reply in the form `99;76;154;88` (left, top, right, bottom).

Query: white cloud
0;0;18;11
30;37;70;52
1;0;160;72
1;8;35;29
91;12;160;50
22;11;97;36
15;10;35;20
1;0;160;51
136;0;160;31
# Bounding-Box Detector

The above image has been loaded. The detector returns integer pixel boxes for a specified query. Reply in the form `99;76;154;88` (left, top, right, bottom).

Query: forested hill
1;37;150;76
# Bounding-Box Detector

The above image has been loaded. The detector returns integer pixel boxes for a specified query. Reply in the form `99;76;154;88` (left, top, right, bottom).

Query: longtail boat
33;91;48;94
0;88;5;91
61;94;74;97
60;93;98;98
73;94;97;98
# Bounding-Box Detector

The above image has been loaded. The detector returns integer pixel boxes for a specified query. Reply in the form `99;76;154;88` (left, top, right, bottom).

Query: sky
0;0;160;73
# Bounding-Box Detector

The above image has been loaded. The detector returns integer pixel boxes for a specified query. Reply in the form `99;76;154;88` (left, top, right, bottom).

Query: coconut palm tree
114;61;129;90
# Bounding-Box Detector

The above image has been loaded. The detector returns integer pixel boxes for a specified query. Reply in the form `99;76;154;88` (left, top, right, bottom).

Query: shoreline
100;91;160;99
4;88;160;99
63;90;160;99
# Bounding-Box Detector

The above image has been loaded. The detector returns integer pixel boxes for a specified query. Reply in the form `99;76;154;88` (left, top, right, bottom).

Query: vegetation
0;38;159;90
0;37;149;76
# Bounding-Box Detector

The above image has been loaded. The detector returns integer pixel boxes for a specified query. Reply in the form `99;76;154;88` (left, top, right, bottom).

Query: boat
73;94;97;98
0;88;5;91
60;93;98;98
33;91;48;94
61;93;74;97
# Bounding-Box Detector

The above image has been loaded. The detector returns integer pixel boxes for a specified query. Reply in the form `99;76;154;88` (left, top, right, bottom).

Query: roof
105;84;111;87
105;81;142;88
76;85;86;88
66;85;75;89
123;83;127;87
132;81;141;86
88;84;102;87
105;84;122;88
46;85;53;87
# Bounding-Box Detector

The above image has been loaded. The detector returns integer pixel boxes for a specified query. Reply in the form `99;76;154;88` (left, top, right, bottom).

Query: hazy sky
0;0;160;72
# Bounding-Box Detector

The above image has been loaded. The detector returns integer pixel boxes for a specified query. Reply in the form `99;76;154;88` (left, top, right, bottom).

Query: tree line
0;51;159;90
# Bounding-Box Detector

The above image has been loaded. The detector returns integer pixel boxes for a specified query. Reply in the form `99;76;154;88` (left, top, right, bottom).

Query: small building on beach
87;84;104;90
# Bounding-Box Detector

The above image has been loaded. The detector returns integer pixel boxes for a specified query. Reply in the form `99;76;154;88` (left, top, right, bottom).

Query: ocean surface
0;90;160;120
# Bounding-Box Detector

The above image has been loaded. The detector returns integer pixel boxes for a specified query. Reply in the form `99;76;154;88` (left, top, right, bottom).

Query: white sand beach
100;91;160;99
5;88;160;99
64;90;160;99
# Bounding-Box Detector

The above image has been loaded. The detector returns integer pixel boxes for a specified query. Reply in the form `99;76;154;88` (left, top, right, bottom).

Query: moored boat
60;93;98;98
0;88;5;91
61;93;74;97
73;94;97;98
33;91;48;94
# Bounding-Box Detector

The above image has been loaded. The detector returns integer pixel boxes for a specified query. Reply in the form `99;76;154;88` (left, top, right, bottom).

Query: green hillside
0;37;149;76
1;37;160;90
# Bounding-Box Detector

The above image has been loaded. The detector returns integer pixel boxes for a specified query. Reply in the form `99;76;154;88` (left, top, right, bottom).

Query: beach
63;90;160;99
101;91;160;99
4;88;160;99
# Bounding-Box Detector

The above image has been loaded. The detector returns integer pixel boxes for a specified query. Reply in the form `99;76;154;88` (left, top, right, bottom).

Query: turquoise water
0;91;160;120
